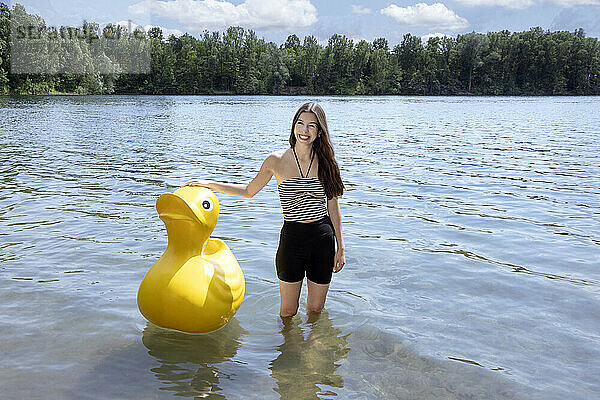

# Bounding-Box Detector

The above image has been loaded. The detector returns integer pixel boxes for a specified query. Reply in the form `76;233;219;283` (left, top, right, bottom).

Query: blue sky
9;0;600;45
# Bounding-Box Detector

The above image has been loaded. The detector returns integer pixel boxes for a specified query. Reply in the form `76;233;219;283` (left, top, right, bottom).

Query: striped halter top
278;148;328;222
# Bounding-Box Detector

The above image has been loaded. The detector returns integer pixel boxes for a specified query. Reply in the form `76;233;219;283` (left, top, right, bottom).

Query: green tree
367;39;393;94
148;28;176;94
3;4;600;97
353;40;370;94
0;2;9;93
395;34;426;93
259;43;289;94
299;35;321;92
238;29;263;93
455;32;489;93
315;34;355;94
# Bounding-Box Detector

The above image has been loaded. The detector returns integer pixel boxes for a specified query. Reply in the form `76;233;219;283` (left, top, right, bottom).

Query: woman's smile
295;111;319;143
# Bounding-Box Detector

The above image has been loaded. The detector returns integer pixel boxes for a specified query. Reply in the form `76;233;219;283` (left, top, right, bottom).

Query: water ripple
1;95;599;400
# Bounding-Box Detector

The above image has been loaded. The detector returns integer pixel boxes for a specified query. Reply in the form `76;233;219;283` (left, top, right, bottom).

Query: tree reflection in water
270;310;350;399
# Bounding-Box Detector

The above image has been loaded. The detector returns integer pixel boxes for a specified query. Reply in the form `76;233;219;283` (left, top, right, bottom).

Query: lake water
1;95;599;399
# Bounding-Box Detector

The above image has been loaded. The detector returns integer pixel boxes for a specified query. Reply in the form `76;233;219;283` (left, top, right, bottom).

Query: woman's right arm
181;153;276;198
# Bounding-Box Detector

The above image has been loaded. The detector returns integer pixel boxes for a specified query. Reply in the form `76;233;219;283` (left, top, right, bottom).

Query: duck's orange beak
156;187;219;233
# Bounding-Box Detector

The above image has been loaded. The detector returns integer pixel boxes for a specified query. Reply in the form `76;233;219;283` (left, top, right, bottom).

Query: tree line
1;2;599;96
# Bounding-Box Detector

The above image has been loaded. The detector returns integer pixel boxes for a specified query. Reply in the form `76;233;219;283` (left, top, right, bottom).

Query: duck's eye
201;198;213;211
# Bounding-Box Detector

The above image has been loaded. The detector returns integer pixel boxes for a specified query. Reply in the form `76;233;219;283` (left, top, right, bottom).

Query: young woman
181;102;345;319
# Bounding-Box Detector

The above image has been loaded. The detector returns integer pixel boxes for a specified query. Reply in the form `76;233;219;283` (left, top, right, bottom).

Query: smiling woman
182;102;346;319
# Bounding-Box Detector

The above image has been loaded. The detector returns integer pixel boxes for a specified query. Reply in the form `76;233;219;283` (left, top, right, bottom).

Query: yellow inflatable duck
137;186;245;334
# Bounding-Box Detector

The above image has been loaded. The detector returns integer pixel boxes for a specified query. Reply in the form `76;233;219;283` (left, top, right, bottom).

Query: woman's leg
279;279;303;318
306;279;329;314
305;218;334;314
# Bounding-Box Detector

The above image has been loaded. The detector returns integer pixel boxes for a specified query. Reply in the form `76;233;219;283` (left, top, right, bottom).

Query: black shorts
275;216;336;285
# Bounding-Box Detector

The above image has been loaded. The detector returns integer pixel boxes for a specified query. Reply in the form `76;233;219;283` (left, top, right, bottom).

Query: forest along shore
1;3;599;97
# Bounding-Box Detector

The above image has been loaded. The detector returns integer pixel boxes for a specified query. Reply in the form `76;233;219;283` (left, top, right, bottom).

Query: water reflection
141;320;247;398
270;311;350;399
343;325;539;400
2;96;600;399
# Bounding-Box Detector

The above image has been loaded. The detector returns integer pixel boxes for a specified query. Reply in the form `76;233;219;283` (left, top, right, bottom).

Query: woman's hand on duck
333;248;345;273
180;179;212;188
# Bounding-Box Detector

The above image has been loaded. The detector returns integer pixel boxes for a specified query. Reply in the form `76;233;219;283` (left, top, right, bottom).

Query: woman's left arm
328;196;345;273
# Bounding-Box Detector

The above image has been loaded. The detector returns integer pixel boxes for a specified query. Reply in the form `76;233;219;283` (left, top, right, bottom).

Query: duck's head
156;186;220;238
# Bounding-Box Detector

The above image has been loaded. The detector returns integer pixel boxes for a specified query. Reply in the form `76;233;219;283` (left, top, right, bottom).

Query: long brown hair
289;102;345;199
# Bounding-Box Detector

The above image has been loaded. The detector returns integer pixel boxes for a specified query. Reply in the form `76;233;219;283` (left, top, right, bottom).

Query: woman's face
294;112;319;145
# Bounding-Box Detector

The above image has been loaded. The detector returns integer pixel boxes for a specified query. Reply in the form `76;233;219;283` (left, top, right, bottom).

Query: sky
9;0;600;45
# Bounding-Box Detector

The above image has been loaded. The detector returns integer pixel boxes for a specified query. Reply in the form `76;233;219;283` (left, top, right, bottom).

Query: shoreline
2;92;599;97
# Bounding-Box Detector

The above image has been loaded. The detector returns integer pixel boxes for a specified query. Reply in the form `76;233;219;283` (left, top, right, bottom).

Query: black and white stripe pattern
278;177;328;222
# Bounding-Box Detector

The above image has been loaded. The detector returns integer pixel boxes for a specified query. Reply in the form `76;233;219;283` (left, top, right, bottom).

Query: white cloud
128;0;318;31
351;5;372;15
156;26;185;38
316;37;329;46
421;32;452;42
455;0;535;8
550;0;600;5
456;0;600;8
349;35;372;43
115;20;184;38
549;4;600;35
315;35;371;47
380;3;469;31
